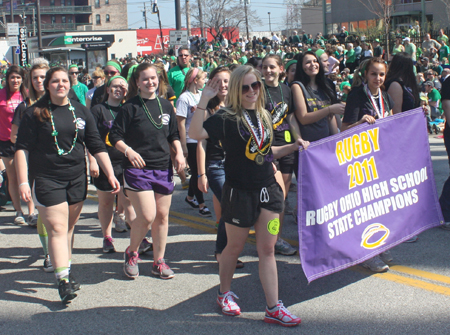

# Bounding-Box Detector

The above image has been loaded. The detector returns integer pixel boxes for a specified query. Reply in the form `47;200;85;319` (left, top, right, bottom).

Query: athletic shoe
181;180;189;190
58;280;77;304
185;197;199;208
69;272;80;291
103;236;116;253
199;206;212;217
379;250;393;264
264;300;301;327
123;247;140;278
404;235;419;243
43;255;54;273
275;238;297;256
138;238;153;254
361;256;389;272
152;258;175;279
114;212;128;233
441;222;450;230
14;212;26;225
27;213;38;227
217;291;241;316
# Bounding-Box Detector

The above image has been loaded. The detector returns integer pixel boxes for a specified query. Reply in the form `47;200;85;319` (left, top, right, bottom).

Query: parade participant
109;63;185;280
68;65;88;106
10;60;50;269
90;76;136;253
85;69;105;109
262;54;296;256
168;46;191;103
91;60;122;107
15;67;120;303
341;57;394;272
189;65;307;327
177;67;211;216
0;65;28;225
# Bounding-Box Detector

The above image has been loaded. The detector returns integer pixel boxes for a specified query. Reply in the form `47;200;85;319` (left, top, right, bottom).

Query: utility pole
10;0;14;23
37;0;42;52
175;0;181;30
32;7;36;36
143;2;148;29
268;12;271;32
197;0;204;37
185;0;191;36
243;0;249;41
152;1;165;53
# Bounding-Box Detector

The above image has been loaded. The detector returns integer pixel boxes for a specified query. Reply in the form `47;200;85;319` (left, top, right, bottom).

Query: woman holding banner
341;57;395;272
189;65;307;327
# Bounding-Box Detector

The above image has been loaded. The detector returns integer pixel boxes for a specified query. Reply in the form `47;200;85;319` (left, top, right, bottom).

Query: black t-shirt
441;77;450;142
264;82;293;146
16;99;106;181
109;95;180;170
385;79;417;112
12;101;28;127
343;85;394;124
91;85;106;108
205;109;225;161
90;102;124;165
203;109;275;190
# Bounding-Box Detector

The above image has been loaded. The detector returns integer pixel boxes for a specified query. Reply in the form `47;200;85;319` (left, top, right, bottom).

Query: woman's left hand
108;176;121;194
174;152;186;175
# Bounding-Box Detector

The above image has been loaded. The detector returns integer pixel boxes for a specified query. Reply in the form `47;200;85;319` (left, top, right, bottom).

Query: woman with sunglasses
91;60;122;108
189;65;307;327
176;67;211;216
85;69;105;109
109;63;185;280
68;65;88;106
89;76;135;253
0;65;28;225
15;67;120;303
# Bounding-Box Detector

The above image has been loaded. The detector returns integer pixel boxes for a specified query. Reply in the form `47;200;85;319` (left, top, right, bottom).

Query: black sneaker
199;206;212;217
69;272;80;291
58;280;77;304
185;197;199;208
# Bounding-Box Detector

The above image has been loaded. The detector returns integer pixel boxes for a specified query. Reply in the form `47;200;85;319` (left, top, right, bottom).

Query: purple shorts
123;168;174;195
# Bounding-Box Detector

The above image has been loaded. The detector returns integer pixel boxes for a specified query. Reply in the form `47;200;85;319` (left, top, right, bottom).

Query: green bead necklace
138;94;163;129
106;101;121;120
49;100;78;156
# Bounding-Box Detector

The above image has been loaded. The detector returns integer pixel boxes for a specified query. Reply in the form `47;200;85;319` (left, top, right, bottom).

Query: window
50;0;55;5
67;0;71;5
61;16;66;23
105;0;109;4
51;15;56;24
96;14;101;25
106;14;110;22
68;16;73;23
95;0;100;8
61;0;65;6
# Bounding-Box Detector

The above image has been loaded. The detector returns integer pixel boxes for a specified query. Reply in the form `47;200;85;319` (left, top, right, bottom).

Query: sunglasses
242;81;261;94
69;71;79;75
179;54;190;58
92;76;101;80
104;71;119;76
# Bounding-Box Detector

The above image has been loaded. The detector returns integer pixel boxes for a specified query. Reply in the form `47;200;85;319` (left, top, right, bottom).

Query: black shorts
274;152;295;174
221;182;284;228
93;164;123;192
0;140;15;158
32;173;87;207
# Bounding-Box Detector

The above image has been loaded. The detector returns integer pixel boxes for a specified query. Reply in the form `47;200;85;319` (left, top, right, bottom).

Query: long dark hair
207;66;231;110
33;67;70;122
385;52;420;108
5;65;27;101
293;51;336;103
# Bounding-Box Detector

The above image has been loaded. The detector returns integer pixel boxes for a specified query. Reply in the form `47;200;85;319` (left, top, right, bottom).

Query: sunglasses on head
104;70;118;76
242;81;261;94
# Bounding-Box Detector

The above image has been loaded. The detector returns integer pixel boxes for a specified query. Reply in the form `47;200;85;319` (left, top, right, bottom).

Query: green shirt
346;49;356;63
72;82;88;106
438;35;449;46
168;65;190;104
238;56;248;65
405;43;416;61
428;88;441;102
439;45;450;60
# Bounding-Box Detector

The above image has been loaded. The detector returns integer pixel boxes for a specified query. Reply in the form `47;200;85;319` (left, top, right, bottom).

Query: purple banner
298;108;444;282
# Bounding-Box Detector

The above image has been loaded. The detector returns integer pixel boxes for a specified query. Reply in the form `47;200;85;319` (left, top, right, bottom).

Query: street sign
7;23;19;36
169;30;188;46
19;26;29;67
7;36;19;47
15;47;20;54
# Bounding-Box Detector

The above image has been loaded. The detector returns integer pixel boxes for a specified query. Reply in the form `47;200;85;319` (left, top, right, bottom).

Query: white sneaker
14;212;26;225
114;212;128;232
27;213;38;227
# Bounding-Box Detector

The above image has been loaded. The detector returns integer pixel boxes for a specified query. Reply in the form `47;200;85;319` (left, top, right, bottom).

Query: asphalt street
1;134;450;335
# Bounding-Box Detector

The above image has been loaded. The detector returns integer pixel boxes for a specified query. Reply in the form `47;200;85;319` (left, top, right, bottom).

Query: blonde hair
92;69;105;78
182;67;204;93
223;65;273;142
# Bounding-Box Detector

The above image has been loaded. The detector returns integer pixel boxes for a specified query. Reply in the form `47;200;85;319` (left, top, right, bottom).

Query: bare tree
439;0;450;25
357;0;394;59
284;0;303;37
187;0;261;41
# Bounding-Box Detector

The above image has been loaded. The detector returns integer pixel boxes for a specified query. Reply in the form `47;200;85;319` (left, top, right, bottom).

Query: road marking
86;195;450;295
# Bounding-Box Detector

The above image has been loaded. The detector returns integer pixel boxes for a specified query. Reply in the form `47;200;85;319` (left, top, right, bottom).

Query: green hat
69;64;78;70
315;49;325;57
285;60;297;71
340;81;351;91
375;39;380;43
105;60;122;73
107;75;127;87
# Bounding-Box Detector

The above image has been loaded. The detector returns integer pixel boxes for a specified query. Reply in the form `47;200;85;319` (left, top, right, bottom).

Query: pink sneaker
217;291;241;316
264;301;301;327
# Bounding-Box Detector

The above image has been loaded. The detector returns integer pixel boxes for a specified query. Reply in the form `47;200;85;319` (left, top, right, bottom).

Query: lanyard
364;84;385;118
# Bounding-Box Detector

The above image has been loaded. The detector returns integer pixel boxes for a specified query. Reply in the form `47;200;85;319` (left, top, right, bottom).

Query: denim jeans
206;159;227;253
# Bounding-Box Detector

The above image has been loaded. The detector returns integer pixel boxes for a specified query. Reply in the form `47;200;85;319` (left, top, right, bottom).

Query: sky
126;0;288;32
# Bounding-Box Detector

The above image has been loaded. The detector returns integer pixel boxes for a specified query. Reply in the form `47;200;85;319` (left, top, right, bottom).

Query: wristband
124;146;130;157
198;173;205;178
19;182;28;187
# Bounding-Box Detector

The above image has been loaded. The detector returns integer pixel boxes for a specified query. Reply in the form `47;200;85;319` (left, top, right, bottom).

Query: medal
243;111;264;149
255;154;265;165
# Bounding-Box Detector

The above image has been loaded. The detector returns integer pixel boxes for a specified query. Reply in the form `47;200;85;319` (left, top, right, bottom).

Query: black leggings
187;142;204;204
